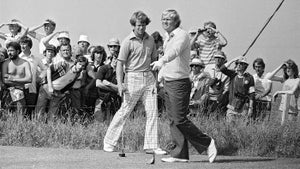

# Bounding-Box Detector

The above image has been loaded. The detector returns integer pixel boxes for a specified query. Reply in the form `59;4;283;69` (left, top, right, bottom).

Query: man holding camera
220;56;255;123
190;21;227;66
205;50;230;117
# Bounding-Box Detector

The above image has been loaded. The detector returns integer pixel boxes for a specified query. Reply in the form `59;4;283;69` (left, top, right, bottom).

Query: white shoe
145;148;167;155
154;148;167;155
161;157;188;163
207;138;217;163
103;143;115;152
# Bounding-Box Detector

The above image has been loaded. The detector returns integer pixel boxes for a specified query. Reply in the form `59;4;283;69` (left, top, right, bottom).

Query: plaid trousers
104;72;158;149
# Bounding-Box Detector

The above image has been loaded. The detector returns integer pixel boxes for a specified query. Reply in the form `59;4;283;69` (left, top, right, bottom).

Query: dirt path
0;146;299;169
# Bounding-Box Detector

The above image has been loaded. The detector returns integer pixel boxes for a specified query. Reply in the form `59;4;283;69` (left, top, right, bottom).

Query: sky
1;0;299;76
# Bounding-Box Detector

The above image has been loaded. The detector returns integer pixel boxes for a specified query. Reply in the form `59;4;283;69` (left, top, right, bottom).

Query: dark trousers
164;78;211;159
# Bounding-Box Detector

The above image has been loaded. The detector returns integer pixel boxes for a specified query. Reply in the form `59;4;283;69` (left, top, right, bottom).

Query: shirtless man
2;42;32;112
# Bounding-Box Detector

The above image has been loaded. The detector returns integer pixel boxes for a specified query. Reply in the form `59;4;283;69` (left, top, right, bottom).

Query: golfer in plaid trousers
103;11;166;155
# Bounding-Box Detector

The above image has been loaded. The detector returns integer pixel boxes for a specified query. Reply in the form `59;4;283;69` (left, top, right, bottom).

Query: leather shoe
103;143;115;152
161;157;188;163
207;138;217;163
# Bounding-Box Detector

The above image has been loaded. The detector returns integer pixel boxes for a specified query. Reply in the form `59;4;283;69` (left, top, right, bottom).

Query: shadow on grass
191;157;276;163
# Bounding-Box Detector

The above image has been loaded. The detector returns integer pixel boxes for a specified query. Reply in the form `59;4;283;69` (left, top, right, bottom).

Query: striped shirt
196;36;223;65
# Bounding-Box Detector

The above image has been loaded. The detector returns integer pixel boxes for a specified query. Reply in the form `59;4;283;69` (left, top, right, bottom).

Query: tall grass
0;109;299;158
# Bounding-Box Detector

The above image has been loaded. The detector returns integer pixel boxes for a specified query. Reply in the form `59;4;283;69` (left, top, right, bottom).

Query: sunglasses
108;45;119;48
190;65;204;68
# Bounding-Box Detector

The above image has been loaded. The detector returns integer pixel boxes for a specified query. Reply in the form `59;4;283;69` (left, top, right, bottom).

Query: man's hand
255;94;262;100
248;108;253;117
102;80;111;86
118;83;127;97
48;86;54;96
151;60;164;71
273;91;279;101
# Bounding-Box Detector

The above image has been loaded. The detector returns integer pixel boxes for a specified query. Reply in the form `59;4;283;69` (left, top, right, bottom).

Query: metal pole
243;0;285;56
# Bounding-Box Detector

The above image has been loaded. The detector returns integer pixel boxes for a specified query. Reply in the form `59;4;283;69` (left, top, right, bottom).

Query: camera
198;28;207;34
209;78;223;90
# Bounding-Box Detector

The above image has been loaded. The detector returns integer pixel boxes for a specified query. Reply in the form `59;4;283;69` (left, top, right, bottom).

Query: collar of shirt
164;27;181;41
19;52;34;61
129;31;150;41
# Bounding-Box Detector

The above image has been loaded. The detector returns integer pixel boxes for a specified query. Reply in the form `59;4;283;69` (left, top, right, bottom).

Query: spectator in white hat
204;50;230;118
77;35;91;62
220;56;255;123
189;58;210;108
78;35;90;55
0;19;29;46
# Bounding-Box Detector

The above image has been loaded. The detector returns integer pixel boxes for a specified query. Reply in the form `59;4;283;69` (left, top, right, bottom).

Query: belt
127;71;152;76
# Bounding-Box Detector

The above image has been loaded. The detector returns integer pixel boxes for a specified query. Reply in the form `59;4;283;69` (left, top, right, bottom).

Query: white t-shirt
253;73;272;101
19;52;46;93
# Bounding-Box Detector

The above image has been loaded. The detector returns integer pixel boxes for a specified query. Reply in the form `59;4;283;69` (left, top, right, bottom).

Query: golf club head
119;149;126;157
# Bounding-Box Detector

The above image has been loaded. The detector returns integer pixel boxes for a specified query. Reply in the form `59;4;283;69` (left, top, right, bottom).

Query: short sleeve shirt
118;32;157;72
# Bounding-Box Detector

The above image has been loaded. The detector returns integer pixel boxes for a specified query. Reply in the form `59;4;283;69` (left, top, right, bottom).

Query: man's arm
15;22;29;42
116;60;126;97
42;31;61;46
265;64;285;83
47;66;54;94
28;24;44;40
248;76;256;117
214;28;228;48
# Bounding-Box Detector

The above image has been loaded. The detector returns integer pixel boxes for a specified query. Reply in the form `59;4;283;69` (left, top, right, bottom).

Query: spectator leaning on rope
266;59;300;122
220;56;255;123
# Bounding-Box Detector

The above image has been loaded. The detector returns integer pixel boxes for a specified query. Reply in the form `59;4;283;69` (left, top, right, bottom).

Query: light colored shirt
19;52;46;93
279;78;300;114
118;31;156;72
205;64;230;100
253;73;272;101
159;27;190;81
196;36;223;65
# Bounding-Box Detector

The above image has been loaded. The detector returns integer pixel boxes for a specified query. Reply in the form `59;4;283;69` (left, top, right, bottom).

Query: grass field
0;107;299;158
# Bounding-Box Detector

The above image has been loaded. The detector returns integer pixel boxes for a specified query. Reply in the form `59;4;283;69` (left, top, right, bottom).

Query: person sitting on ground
252;58;272;121
190;21;227;66
204;50;230;118
2;42;32;113
266;59;300;122
220;56;255;124
0;19;29;46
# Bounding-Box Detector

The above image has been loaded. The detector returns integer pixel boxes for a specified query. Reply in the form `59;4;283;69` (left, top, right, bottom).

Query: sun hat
57;32;70;40
107;38;120;46
78;35;90;45
190;58;205;67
